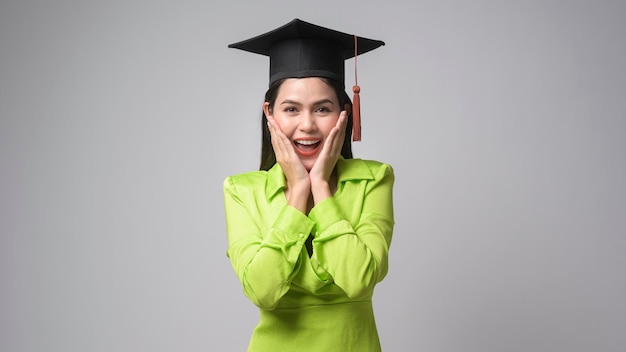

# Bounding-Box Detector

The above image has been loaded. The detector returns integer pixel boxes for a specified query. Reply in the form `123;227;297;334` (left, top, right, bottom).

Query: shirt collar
265;163;287;200
265;157;374;200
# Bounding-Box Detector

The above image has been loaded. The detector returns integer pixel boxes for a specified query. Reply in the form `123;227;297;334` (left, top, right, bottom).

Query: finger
266;119;281;150
267;117;303;171
329;112;348;156
336;112;347;142
267;118;290;155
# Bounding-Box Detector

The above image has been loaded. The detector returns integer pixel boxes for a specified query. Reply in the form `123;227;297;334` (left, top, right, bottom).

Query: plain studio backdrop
1;1;625;351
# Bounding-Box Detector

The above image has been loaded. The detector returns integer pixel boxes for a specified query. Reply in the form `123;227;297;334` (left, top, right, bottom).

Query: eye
315;106;331;114
283;106;297;113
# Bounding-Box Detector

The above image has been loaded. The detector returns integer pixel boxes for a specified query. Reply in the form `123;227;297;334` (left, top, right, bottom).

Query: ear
263;102;272;118
343;103;352;116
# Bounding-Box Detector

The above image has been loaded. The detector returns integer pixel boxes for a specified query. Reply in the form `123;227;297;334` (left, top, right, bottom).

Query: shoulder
223;171;269;204
356;158;393;171
223;163;285;199
339;158;394;179
223;170;267;191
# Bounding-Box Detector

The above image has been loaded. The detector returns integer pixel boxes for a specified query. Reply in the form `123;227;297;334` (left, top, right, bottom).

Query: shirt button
299;233;305;239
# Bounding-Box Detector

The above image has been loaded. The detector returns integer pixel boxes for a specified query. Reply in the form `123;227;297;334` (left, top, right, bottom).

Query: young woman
224;19;394;351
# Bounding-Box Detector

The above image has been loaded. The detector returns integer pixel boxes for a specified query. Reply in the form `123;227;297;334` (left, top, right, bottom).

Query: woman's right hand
267;116;311;212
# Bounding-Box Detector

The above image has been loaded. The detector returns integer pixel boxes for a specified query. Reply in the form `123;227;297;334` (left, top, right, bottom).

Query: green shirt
224;158;395;351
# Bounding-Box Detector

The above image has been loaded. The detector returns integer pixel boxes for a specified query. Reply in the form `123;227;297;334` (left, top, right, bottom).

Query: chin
301;159;317;172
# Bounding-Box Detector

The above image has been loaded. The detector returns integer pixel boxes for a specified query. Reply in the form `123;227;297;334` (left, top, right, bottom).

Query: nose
298;112;317;132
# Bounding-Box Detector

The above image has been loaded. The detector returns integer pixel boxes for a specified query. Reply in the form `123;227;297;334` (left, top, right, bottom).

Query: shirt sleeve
308;163;395;300
224;176;314;310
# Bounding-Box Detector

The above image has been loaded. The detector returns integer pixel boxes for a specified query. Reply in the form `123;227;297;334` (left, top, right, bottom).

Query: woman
224;19;394;351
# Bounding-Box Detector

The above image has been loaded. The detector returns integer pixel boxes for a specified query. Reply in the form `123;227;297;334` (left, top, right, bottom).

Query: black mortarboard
228;18;385;87
228;19;385;141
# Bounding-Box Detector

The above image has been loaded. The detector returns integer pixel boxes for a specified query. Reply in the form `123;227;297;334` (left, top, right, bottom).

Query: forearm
308;163;395;299
228;205;314;309
309;199;393;299
286;181;310;213
225;177;314;309
310;178;332;205
232;237;303;309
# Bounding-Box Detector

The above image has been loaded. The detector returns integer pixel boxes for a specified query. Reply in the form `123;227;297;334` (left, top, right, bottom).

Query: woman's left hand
309;111;347;192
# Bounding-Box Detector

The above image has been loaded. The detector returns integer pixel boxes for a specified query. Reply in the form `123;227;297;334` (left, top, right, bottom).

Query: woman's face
265;77;342;171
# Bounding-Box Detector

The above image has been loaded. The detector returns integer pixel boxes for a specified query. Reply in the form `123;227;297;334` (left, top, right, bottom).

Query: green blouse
224;158;395;351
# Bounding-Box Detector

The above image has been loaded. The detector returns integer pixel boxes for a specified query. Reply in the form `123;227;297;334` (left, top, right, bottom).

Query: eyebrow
279;99;335;106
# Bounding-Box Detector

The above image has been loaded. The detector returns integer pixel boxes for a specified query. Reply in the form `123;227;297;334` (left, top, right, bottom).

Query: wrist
286;181;311;213
288;178;311;194
311;180;331;204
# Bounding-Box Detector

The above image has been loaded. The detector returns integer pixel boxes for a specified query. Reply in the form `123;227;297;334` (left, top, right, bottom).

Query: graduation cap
228;18;385;141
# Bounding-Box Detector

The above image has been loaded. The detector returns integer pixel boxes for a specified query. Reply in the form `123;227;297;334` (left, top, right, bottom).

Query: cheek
273;115;295;135
321;118;339;136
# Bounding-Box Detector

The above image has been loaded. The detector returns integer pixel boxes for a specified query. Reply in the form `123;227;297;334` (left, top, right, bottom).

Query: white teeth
295;140;319;146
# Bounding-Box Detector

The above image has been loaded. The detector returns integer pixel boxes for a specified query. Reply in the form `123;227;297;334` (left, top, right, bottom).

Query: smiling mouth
294;139;321;156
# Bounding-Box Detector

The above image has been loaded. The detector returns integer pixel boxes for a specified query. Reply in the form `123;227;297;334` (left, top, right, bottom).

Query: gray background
1;0;625;351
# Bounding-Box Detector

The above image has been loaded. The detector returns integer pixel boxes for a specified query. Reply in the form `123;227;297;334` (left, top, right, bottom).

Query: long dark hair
259;78;354;171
